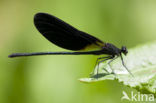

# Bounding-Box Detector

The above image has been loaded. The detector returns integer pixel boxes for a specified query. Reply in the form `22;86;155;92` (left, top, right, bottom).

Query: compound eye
121;46;128;55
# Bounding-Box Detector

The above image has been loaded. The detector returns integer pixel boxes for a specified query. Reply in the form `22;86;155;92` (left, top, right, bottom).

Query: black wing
34;13;104;51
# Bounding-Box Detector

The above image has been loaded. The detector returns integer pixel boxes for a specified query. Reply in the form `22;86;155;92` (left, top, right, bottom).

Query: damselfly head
121;46;128;56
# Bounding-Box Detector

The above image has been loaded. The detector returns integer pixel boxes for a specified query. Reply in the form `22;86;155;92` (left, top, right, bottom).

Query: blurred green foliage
0;0;156;103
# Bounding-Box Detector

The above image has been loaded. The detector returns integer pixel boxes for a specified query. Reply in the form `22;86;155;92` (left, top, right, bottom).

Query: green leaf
79;41;156;95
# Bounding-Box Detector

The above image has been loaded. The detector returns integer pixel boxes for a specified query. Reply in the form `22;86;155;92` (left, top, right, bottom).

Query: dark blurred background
1;0;156;103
